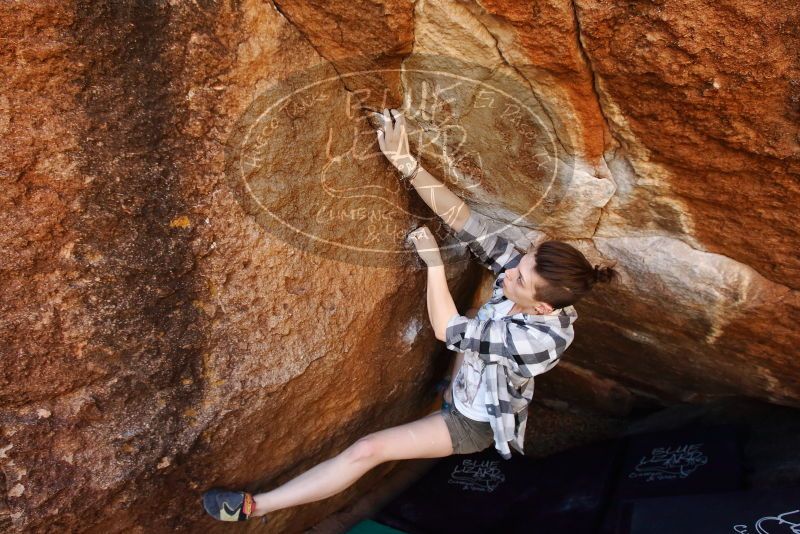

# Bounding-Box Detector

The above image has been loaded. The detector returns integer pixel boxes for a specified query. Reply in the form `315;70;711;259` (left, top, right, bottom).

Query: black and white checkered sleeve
443;313;476;354
502;321;569;377
453;210;523;275
444;314;565;377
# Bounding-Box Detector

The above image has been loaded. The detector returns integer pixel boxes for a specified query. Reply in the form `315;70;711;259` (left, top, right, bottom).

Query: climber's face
502;250;553;313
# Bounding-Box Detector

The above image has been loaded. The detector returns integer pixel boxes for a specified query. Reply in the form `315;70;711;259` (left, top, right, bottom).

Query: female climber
201;108;616;523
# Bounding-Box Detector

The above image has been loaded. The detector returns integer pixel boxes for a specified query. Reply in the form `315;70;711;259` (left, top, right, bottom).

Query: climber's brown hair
529;241;616;309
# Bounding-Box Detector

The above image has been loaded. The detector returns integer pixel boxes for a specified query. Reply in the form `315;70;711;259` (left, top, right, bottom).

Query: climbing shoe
202;488;257;522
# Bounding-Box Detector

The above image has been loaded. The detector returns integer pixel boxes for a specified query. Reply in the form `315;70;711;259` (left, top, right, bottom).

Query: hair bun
593;264;617;284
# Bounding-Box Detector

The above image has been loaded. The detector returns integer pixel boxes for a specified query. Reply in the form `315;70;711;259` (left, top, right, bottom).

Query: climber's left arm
453;210;524;275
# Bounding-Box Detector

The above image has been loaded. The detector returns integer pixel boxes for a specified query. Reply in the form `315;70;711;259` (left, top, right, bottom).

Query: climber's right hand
376;108;417;176
406;226;443;267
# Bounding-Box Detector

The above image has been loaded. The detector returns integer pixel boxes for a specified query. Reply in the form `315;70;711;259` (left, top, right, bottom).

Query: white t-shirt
452;298;515;422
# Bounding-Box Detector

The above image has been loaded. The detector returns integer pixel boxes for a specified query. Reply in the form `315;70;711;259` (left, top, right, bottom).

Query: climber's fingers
377;127;385;151
406;226;434;244
395;109;410;143
393;108;409;135
382;108;394;131
405;226;442;267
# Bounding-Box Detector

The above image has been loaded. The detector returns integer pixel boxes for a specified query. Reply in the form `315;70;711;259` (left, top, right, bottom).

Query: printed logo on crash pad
733;508;800;534
448;458;506;492
628;443;709;482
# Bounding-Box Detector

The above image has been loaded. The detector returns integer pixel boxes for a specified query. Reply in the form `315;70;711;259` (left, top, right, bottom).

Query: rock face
1;0;798;531
0;1;472;532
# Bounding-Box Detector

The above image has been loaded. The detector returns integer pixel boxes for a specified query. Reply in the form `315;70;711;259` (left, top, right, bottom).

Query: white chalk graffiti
448;459;506;493
628;442;708;482
733;509;800;533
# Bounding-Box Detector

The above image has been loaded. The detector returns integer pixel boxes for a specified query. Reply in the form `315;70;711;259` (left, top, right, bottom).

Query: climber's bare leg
251;411;453;516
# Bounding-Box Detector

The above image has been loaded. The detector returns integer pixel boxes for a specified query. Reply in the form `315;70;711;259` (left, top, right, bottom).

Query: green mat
345;519;407;534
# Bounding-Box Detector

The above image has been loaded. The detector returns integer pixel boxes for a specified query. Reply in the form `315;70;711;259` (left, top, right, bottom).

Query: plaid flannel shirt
445;210;578;460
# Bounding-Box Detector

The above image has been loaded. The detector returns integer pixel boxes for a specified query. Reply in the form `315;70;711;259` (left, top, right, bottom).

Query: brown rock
463;0;611;163
0;1;471;531
535;361;635;418
272;0;415;109
575;0;800;286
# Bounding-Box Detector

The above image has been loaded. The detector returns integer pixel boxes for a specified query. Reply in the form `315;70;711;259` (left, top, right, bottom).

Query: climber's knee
345;434;384;465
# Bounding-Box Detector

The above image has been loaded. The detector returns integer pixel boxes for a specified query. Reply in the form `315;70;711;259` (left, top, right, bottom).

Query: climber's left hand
406;226;443;267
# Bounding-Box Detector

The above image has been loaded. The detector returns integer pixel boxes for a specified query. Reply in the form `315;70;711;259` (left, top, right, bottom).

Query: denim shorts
441;404;495;455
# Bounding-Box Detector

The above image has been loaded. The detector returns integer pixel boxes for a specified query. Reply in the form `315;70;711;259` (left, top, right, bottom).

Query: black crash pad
629;486;800;534
601;423;745;533
374;448;538;534
499;438;623;534
375;438;623;534
616;423;743;498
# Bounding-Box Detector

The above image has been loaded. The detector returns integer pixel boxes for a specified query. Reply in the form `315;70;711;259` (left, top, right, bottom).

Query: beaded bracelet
398;158;420;189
